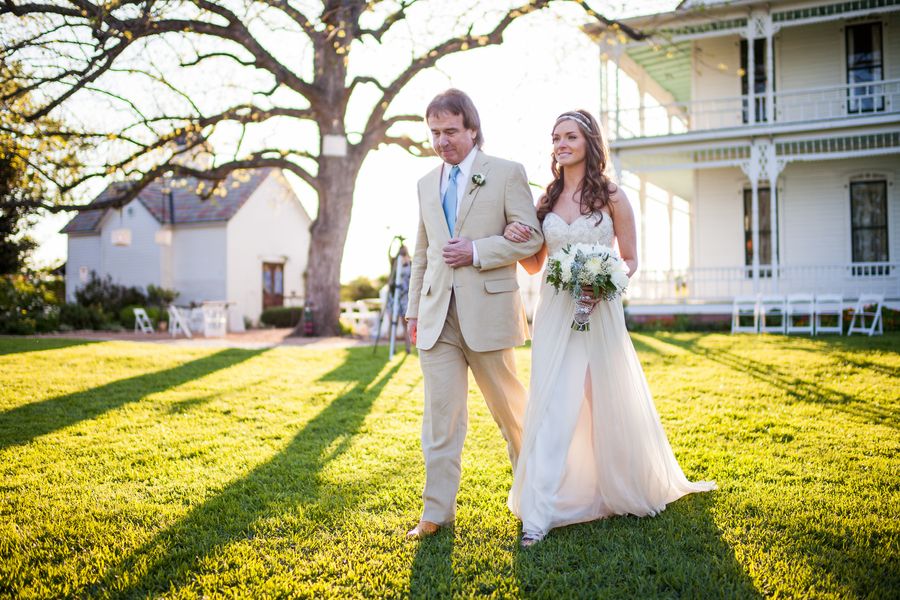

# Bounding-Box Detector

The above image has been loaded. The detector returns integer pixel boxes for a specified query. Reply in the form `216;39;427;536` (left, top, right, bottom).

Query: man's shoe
406;520;440;540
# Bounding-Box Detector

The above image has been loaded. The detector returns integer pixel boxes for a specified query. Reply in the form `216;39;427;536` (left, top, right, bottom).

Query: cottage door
262;262;284;308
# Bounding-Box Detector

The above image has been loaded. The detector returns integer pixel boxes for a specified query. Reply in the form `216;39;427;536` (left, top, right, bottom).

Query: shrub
75;272;146;314
59;303;108;330
0;274;62;334
146;284;178;307
71;272;177;329
260;306;303;328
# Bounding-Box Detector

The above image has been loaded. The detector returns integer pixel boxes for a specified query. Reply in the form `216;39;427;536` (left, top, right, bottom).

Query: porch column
742;145;763;291
667;191;675;273
612;152;623;191
750;178;760;289
638;75;646;137
763;14;780;124
764;142;785;288
745;19;756;126
639;176;647;270
613;44;622;139
599;52;608;133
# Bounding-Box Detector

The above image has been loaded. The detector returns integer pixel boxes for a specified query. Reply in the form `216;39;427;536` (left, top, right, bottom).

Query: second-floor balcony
603;79;900;142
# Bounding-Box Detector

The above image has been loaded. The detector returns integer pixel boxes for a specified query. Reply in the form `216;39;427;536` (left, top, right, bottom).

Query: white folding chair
814;294;843;335
848;294;884;336
759;295;787;334
201;302;228;338
785;294;814;335
731;295;759;334
168;304;193;338
133;308;155;334
189;308;205;334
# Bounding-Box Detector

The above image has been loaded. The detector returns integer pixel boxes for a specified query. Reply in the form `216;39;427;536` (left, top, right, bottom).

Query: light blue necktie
442;165;460;234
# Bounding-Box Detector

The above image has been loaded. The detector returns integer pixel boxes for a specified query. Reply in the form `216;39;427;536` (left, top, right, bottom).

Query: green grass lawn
0;333;897;599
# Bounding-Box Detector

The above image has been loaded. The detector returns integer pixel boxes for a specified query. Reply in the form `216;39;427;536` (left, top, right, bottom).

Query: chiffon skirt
508;283;715;537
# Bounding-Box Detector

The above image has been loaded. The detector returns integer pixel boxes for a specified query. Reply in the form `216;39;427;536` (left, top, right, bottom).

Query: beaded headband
555;112;592;132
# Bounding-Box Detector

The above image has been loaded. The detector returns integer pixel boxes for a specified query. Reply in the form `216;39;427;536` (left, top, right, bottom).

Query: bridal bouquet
545;243;629;331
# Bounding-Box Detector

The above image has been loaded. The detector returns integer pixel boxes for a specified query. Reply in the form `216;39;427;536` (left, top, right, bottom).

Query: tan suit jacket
407;151;543;352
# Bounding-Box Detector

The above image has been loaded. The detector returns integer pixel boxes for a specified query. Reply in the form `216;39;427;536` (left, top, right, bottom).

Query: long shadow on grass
629;335;666;357
409;526;455;598
0;348;265;451
89;348;402;598
515;494;761;598
0;336;98;356
654;334;897;428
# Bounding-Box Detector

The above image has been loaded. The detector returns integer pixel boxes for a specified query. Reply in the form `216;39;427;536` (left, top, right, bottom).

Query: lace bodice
542;211;615;255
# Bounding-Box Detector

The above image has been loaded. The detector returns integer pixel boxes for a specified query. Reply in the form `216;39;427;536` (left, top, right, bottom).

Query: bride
503;109;715;548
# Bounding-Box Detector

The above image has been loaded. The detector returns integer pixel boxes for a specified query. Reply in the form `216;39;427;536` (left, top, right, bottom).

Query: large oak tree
0;0;641;334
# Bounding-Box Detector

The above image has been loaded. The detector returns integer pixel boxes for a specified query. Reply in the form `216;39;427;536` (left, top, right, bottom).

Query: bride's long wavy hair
537;109;616;225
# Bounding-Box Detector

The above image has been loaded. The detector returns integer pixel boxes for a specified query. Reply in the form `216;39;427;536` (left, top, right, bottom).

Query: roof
61;168;276;234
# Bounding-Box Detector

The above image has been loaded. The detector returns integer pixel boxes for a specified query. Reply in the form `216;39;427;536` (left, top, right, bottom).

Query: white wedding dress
508;211;716;539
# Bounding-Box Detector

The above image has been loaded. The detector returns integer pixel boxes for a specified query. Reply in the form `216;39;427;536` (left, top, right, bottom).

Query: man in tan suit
406;89;543;539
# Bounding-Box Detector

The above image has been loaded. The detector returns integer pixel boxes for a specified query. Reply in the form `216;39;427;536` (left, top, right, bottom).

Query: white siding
777;21;843;92
693;168;746;269
887;13;900;80
226;171;311;328
692;35;741;102
692;157;899;270
171;225;227;306
98;200;162;290
65;235;101;302
692;35;743;129
781;156;900;265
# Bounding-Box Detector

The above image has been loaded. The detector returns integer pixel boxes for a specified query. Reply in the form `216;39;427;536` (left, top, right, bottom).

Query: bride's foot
520;532;544;548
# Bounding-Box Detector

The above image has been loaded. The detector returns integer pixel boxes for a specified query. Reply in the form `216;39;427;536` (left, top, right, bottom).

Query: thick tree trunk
298;155;360;337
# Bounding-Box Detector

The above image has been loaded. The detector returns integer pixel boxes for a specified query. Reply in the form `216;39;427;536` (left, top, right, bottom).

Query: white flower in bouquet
584;256;604;277
611;267;629;290
559;255;575;283
545;243;629;332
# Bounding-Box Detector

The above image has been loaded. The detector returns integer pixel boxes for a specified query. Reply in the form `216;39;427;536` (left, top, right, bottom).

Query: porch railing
603;79;900;140
627;262;899;304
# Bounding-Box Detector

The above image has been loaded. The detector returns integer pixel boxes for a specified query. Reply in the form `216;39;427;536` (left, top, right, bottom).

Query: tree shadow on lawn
654;334;897;428
0;336;98;356
88;348;403;598
0;348;266;451
515;493;761;598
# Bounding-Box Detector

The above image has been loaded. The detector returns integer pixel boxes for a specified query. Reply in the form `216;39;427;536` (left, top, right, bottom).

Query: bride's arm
609;186;639;277
503;221;547;275
519;243;548;275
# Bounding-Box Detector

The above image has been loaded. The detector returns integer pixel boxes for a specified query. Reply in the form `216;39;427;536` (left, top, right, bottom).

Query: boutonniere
471;173;486;187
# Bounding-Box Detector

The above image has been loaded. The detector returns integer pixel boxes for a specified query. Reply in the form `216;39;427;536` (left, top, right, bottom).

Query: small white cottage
62;168;312;331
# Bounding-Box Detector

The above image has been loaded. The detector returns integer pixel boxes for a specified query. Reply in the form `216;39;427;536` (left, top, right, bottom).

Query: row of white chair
731;294;884;336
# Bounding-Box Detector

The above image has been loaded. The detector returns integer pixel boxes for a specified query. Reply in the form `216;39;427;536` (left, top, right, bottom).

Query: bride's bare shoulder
607;184;632;217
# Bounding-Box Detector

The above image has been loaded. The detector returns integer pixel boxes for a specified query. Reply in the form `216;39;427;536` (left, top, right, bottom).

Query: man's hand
407;318;417;345
442;237;474;268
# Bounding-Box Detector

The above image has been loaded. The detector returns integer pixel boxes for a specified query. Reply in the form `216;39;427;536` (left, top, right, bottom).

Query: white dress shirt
440;146;481;266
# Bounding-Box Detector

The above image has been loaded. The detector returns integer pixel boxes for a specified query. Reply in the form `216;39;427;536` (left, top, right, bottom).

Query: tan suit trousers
418;295;527;525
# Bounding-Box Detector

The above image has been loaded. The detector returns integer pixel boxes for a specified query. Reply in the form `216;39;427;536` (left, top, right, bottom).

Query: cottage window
846;22;884;114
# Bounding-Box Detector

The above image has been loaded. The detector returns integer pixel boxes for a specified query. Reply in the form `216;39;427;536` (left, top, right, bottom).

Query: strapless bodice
542;211;615;255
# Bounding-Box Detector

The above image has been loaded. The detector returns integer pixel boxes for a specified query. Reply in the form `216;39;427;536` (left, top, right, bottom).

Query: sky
27;0;680;283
